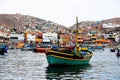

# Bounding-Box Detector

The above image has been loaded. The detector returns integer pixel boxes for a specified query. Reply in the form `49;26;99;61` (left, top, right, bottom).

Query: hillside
0;14;120;33
69;17;120;30
0;14;68;33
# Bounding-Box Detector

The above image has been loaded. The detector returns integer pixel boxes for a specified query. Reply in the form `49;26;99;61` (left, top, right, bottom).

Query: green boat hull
47;55;90;65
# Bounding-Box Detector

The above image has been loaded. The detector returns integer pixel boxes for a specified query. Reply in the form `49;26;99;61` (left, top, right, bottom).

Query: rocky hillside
0;14;120;33
0;14;68;33
102;18;120;24
69;17;120;30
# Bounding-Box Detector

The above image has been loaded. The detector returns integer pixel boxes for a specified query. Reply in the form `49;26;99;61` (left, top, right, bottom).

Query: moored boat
0;43;8;55
21;43;35;51
110;48;116;52
116;53;120;57
33;46;51;53
46;17;93;65
46;49;93;65
16;42;24;49
116;48;120;57
94;43;103;49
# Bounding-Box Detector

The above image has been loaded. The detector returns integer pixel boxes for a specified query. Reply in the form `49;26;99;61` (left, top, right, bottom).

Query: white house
43;32;58;43
26;33;35;42
9;33;24;43
0;26;4;30
115;35;120;43
103;23;120;28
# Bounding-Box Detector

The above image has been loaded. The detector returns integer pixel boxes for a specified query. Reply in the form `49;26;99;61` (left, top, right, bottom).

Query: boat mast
57;27;60;47
76;17;80;56
76;17;78;47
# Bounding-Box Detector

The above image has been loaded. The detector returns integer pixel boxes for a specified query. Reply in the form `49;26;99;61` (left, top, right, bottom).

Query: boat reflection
45;64;91;79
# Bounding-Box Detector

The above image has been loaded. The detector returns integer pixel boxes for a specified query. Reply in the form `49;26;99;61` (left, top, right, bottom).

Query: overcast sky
0;0;120;27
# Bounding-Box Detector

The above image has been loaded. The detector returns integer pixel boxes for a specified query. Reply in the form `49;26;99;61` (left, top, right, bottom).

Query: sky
0;0;120;27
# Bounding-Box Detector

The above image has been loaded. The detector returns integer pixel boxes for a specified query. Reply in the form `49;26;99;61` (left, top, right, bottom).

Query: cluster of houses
102;23;120;43
0;32;58;44
0;22;120;47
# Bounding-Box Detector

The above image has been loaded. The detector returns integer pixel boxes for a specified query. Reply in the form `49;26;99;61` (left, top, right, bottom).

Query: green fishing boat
46;50;93;65
46;17;93;65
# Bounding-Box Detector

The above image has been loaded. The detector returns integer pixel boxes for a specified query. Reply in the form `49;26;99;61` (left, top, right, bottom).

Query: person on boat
73;44;82;56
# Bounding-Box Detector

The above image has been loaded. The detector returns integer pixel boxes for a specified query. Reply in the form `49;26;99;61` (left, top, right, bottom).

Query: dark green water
0;48;120;80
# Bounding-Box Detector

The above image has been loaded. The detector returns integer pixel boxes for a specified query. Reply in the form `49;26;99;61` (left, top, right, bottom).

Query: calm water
0;48;120;80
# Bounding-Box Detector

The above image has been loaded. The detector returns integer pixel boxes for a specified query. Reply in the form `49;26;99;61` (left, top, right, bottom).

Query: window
10;37;18;39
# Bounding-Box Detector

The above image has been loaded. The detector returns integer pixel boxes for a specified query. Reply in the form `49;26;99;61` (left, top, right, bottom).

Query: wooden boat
21;43;35;51
94;43;103;49
16;42;24;49
0;46;5;55
116;53;120;57
46;48;93;65
0;43;8;55
33;46;51;53
93;39;110;49
0;50;4;55
88;46;95;52
110;48;116;52
116;48;120;57
0;35;9;54
46;17;93;65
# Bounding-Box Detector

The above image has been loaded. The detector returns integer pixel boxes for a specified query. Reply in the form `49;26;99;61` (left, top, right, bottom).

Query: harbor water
0;48;120;80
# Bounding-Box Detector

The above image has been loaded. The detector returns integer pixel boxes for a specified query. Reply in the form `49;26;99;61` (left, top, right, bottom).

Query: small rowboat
33;46;51;53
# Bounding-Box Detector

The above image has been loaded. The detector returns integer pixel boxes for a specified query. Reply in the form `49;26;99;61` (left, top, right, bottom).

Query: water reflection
45;64;91;79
